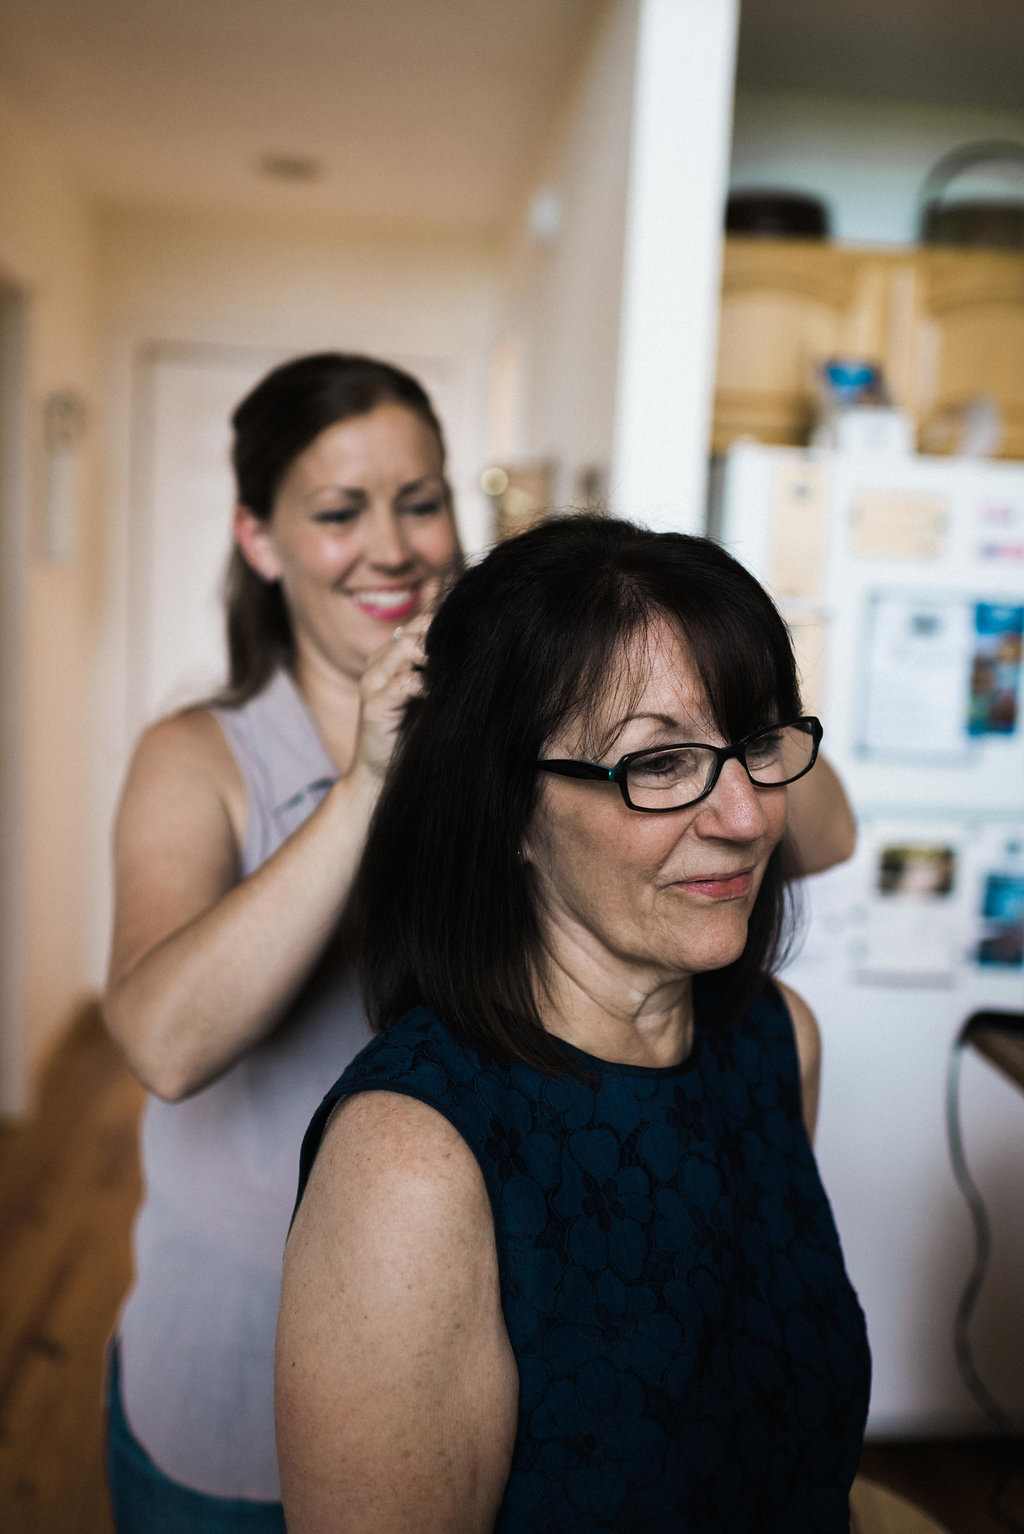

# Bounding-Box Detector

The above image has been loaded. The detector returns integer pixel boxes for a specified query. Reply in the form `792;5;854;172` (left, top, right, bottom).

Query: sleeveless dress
117;670;372;1500
297;981;871;1533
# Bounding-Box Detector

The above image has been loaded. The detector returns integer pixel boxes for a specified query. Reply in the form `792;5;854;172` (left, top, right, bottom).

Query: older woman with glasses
275;515;870;1534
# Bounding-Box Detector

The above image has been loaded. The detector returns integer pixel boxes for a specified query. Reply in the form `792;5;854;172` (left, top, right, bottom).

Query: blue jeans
105;1342;287;1534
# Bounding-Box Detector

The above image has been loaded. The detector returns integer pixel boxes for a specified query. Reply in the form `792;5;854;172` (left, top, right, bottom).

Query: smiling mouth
673;871;753;900
346;586;423;622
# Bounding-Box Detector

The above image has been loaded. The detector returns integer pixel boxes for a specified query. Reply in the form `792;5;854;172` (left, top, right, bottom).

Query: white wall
0;88;99;1108
611;0;739;532
500;0;741;537
88;205;504;986
496;0;640;508
731;90;1024;247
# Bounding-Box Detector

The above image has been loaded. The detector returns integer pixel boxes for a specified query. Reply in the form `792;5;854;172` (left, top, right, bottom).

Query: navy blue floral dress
296;980;871;1532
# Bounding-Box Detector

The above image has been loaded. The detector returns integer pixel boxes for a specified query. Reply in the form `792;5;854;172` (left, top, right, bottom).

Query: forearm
785;754;856;876
105;769;378;1099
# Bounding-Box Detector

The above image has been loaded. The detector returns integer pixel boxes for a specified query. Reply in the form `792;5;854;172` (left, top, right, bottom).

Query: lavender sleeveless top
117;670;371;1499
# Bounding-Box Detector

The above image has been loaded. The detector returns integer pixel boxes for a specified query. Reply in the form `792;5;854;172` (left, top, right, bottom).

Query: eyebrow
590;710;693;758
308;474;443;505
397;475;445;498
607;710;680;738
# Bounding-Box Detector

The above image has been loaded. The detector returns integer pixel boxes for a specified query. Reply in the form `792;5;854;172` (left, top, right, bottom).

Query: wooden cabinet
918;251;1024;456
712;239;1024;460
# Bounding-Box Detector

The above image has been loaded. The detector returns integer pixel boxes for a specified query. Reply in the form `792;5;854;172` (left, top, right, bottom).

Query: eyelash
313;508;359;525
312;498;443;525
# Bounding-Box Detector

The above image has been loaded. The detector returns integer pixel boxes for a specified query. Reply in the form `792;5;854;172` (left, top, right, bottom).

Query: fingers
361;618;427;693
355;623;429;779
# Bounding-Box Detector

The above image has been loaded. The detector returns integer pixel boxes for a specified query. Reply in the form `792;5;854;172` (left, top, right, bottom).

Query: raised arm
785;753;856;877
779;980;821;1145
276;1091;518;1533
104;630;422;1101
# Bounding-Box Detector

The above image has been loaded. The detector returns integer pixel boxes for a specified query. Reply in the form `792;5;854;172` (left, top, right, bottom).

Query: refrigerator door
714;442;1024;1433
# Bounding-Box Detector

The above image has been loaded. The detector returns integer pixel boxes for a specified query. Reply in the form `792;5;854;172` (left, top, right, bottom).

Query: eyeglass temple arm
536;759;615;783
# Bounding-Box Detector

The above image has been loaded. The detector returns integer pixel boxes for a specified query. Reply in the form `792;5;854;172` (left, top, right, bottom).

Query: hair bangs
539;573;657;761
681;605;801;745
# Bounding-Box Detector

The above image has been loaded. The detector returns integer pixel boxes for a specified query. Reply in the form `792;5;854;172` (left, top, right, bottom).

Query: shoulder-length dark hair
222;352;451;704
354;514;803;1075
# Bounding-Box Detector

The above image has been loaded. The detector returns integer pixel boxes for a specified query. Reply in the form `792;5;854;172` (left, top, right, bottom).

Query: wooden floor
0;1006;1020;1534
858;1440;1024;1534
0;1005;142;1534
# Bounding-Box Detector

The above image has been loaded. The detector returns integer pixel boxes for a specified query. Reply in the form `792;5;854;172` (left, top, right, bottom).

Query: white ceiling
0;0;1021;234
0;0;604;231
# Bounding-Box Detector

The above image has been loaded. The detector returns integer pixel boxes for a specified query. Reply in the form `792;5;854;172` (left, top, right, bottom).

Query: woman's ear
232;504;282;582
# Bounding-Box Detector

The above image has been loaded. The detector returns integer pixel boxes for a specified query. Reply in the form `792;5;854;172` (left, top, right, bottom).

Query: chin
683;920;751;976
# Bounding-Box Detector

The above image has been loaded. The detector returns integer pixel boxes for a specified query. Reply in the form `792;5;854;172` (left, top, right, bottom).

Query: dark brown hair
353;513;804;1076
222;352;450;704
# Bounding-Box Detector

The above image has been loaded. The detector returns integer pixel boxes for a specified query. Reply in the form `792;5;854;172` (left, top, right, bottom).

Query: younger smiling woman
103;354;461;1531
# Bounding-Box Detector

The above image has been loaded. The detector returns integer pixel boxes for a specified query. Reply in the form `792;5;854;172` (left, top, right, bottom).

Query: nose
696;757;772;841
364;506;414;572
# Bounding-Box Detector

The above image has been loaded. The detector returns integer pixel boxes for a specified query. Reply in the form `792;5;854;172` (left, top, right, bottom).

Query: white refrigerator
712;441;1024;1436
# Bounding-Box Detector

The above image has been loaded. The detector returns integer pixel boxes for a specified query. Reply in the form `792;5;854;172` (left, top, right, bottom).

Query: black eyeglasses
536;716;822;813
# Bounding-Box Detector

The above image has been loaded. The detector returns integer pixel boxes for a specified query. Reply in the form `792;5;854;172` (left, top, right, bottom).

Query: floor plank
852;1476;953;1533
0;1005;143;1534
859;1439;1024;1534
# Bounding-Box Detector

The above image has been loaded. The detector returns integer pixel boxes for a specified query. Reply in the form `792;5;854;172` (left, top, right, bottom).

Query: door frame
0;278;30;1117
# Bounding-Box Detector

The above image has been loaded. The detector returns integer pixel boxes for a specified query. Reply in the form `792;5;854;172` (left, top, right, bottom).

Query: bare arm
104;629;423;1101
276;1091;518;1533
785;753;856;877
778;981;821;1144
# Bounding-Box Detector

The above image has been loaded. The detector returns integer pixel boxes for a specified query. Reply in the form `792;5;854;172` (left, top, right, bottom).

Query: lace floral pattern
297;982;871;1532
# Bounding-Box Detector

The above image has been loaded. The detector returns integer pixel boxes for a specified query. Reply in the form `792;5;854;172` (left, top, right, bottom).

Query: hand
353;613;430;780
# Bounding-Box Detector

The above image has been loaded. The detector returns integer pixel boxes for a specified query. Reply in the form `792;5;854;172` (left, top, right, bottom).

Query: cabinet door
915;251;1024;460
713;241;886;451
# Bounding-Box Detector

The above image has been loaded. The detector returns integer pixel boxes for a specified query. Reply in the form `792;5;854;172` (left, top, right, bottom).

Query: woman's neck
536;933;695;1069
290;646;363;773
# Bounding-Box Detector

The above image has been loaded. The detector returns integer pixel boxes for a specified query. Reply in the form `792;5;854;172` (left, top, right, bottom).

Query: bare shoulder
127;708;243;822
777;981;820;1068
278;1090;516;1530
108;707;247;984
118;708;248;852
776;981;822;1143
291;1088;491;1254
284;1089;500;1376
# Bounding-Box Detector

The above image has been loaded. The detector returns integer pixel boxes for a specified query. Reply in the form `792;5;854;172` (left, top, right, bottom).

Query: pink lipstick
674;871;753;900
348;586;421;623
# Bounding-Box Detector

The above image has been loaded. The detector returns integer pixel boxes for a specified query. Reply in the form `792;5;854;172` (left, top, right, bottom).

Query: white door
128;345;286;728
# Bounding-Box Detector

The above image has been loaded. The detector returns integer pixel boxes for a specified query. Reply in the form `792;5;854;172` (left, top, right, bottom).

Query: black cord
945;1026;1024;1531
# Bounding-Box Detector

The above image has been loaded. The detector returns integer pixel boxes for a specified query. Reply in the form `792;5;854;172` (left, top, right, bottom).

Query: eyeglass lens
625;722;817;810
